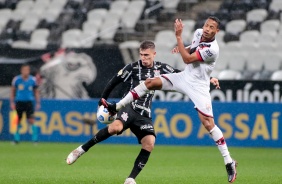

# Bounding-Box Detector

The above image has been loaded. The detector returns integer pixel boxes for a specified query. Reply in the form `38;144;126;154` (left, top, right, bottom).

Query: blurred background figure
10;64;40;144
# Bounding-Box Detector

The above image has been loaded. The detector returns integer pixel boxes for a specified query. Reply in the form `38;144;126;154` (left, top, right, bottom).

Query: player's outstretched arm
99;64;133;106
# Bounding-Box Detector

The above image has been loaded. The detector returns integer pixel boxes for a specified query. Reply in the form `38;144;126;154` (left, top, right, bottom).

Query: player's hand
10;102;15;110
174;19;184;37
171;46;179;54
36;103;41;110
210;77;220;89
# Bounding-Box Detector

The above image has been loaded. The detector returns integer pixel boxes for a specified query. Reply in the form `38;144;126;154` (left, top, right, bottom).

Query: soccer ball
97;105;117;124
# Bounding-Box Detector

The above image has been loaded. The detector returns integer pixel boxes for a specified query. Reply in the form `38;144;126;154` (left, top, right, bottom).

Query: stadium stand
0;0;281;80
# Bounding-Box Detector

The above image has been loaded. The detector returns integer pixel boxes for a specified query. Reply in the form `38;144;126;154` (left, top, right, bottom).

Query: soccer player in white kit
102;16;237;183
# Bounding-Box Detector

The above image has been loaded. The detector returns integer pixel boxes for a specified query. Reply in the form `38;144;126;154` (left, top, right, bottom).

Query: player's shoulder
30;75;36;82
193;28;203;37
13;75;21;81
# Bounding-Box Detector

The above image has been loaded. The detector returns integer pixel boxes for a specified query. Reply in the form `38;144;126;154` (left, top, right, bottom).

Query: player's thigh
108;119;124;134
114;105;137;135
15;102;24;119
130;115;156;144
189;88;213;118
160;73;185;91
25;101;34;120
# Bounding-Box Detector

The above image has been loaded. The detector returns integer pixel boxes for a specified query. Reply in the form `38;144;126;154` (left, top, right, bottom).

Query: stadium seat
82;21;100;34
80;32;97;48
239;30;260;44
246;9;268;23
258;32;276;45
154;52;178;68
29;29;50;49
244;53;264;79
11;40;30;49
43;7;62;23
121;1;146;31
270;70;282;81
182;20;195;41
11;8;28;21
99;14;120;42
61;29;82;48
155;30;177;49
269;1;282;13
16;0;34;10
214;52;229;71
0;9;12;29
162;0;181;12
227;53;246;72
87;8;108;22
119;40;140;64
20;17;40;32
260;20;280;35
225;20;246;35
246;9;268;30
215;30;225;43
218;70;242;80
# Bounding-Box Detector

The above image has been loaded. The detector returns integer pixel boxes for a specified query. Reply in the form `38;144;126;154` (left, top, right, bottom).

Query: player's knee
108;121;123;135
141;135;155;152
145;78;161;90
201;118;215;131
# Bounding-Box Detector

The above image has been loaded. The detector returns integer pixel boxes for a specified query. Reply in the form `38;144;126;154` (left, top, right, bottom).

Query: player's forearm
10;88;15;103
176;37;194;64
101;76;122;99
35;90;40;104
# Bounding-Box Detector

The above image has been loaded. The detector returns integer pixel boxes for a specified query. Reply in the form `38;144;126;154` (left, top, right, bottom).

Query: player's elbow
183;57;194;64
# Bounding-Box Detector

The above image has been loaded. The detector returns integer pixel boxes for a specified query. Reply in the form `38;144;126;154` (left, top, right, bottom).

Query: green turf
0;142;281;184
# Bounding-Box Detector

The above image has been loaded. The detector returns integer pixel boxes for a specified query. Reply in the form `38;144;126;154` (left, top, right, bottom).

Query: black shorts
15;101;34;120
116;105;156;144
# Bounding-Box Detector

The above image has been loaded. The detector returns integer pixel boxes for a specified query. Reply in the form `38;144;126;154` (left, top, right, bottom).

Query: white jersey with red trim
184;28;219;88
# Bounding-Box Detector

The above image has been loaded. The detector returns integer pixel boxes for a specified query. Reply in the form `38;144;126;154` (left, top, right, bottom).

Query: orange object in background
10;110;18;134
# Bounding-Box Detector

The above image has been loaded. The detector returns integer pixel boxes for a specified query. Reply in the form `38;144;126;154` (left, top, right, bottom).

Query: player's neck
200;36;215;43
21;75;29;80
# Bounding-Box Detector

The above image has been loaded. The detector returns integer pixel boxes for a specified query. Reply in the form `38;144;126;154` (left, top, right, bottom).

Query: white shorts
160;72;213;117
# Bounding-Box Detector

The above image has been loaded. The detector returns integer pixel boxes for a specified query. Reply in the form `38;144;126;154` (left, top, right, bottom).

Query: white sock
116;82;148;110
210;125;233;165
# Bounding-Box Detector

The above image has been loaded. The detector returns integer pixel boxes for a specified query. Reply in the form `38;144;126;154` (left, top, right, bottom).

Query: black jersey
101;60;181;118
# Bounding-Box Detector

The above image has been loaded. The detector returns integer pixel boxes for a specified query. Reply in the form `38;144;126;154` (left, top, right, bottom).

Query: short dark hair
140;40;155;50
208;16;220;28
21;63;30;69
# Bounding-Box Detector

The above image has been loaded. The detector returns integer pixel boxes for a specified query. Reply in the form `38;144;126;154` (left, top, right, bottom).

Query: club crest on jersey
121;112;129;122
153;70;160;77
206;103;212;111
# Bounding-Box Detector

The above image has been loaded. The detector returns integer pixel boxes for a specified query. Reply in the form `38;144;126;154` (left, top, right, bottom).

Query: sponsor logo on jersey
199;43;211;48
121;112;129;122
140;124;154;130
205;49;213;57
145;72;152;78
166;65;174;73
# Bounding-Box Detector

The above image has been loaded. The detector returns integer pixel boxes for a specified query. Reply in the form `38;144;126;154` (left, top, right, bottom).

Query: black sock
128;149;151;179
81;127;112;152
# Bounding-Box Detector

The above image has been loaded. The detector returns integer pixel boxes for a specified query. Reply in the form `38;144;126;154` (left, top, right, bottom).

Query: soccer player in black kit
66;40;220;184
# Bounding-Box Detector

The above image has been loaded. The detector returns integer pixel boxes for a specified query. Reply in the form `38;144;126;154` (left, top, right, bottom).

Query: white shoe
66;145;85;165
124;178;136;184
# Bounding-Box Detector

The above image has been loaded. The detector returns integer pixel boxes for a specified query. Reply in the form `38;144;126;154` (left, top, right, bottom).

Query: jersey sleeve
32;76;38;89
101;63;133;99
160;63;181;74
197;47;217;63
11;77;17;86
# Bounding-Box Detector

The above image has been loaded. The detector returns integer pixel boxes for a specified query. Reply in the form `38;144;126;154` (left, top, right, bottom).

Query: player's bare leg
102;77;163;114
198;113;237;183
66;120;123;164
125;135;155;184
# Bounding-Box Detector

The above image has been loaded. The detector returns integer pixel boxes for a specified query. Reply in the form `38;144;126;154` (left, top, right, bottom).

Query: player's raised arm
174;19;199;64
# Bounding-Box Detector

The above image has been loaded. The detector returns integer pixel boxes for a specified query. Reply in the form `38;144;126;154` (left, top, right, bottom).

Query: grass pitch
0;142;281;184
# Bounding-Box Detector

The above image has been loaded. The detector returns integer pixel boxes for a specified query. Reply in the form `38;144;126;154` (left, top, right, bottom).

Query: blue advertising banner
0;99;281;147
